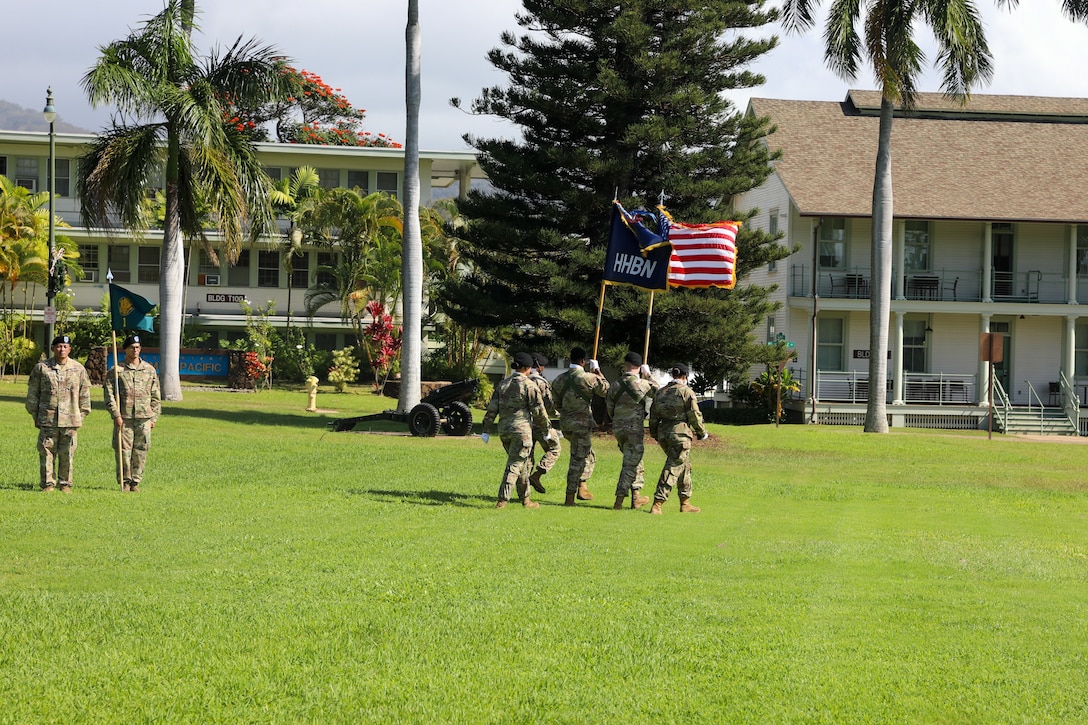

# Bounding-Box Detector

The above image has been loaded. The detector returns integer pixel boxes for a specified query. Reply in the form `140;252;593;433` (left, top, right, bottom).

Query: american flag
666;221;740;289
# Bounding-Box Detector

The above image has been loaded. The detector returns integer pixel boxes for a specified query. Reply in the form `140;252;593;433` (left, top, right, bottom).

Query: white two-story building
737;90;1088;434
1;129;483;352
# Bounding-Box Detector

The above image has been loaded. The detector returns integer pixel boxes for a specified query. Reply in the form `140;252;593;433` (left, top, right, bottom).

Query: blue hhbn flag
603;205;671;291
109;283;156;333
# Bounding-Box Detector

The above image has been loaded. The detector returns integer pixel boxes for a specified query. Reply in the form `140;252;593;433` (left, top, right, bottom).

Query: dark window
257;250;280;288
138;246;161;283
108;246;131;283
347;170;369;192
228;249;250;287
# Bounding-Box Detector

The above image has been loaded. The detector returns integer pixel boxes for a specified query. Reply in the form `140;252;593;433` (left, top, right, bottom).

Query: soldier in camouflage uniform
606;351;658;510
648;362;707;514
482;352;550;509
527;352;561;494
551;346;609;506
26;335;92;492
104;335;162;492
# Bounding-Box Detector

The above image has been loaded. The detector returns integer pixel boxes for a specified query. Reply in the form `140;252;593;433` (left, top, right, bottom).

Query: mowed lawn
1;379;1087;724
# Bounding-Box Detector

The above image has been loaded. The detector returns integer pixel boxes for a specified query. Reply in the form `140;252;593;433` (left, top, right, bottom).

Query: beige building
1;129;483;352
736;90;1088;434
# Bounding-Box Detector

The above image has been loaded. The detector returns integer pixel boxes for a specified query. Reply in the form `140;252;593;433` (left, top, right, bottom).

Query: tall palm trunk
864;95;894;433
398;0;423;413
161;132;185;401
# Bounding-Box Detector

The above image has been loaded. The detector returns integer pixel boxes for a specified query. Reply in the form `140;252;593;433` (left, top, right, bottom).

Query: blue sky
6;0;1087;150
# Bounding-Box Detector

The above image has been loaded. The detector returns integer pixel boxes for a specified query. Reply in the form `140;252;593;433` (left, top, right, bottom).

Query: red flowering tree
362;299;403;391
220;63;400;148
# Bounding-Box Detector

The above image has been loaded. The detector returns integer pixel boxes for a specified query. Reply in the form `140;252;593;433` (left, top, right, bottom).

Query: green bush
327;347;361;392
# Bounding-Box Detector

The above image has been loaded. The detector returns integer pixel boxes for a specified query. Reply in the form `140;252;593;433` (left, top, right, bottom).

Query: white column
891;311;905;404
894;219;906;300
982;223;993;303
1066;315;1077;384
978;313;992;405
1069;225;1079;305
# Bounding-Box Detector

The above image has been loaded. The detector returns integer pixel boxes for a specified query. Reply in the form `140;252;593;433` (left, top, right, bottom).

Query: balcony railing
790;265;1071;304
791;369;977;404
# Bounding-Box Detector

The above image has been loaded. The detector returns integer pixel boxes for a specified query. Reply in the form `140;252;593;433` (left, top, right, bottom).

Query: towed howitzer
328;378;479;437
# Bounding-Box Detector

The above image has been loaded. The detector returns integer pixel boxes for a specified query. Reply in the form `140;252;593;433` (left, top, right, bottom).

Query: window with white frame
817;317;844;370
315;251;336;287
264;166;283;182
78;244;99;282
55;159;71;197
903;319;928;373
228;249;250;287
1076;323;1088;376
1077;226;1088;276
376;171;398;198
15;158;38;191
138;246;161;283
818;218;846;268
904;221;930;271
347;170;369;192
317;168;340;189
289;252;310;289
257;250;280;287
108;246;131;283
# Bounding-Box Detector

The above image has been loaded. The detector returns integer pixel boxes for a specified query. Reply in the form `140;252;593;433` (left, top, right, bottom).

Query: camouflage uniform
551;365;609;494
606;370;658;497
26;357;92;490
482;371;550;503
104;358;162;489
648;380;706;503
528;368;561;481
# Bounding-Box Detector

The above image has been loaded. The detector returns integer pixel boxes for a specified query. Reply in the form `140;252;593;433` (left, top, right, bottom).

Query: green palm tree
270;166;320;333
302;189;404;360
77;0;291;401
780;0;1088;432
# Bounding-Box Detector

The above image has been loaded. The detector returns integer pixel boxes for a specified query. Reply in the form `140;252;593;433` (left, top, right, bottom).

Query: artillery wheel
408;403;441;437
441;401;474;436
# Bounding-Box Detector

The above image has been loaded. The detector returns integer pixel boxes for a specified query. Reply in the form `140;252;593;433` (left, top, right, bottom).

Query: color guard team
483;346;708;513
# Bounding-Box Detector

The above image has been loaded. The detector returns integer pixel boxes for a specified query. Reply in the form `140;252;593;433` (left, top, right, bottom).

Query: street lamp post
42;87;57;346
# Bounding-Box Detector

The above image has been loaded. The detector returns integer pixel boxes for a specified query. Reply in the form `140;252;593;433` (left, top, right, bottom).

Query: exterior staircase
997;406;1080;436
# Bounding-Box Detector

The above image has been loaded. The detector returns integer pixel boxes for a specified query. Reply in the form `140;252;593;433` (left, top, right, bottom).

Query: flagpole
591;280;607;361
111;329;125;491
642;290;655;365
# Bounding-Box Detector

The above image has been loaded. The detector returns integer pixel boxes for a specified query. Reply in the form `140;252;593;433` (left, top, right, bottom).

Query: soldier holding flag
105;281;159;492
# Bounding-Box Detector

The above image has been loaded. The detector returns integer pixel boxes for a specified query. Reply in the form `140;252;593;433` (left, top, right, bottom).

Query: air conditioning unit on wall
201;274;221;286
83;269;98;283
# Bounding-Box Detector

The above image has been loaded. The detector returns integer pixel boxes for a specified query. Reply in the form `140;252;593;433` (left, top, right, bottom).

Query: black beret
570;346;587;362
513;351;535;369
122;335;141;349
670;362;690;377
624;351;642;366
51;335;71;346
531;352;548;368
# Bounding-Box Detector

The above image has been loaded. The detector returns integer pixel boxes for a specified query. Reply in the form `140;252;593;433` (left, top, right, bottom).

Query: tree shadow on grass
348;487;494;507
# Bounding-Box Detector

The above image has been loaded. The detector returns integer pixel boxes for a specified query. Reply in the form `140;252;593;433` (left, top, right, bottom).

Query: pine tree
440;0;789;383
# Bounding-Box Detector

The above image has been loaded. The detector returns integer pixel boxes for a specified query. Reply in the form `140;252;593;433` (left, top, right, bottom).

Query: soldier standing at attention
606;351;658;510
527;352;561;495
481;352;550;509
648;362;707;514
26;334;92;492
104;335;162;492
551;346;609;506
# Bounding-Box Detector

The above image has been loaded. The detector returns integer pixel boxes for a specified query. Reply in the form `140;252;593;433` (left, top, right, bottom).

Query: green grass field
2;379;1087;723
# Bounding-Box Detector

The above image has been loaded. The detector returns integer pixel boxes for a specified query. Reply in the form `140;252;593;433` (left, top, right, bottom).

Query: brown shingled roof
751;92;1088;223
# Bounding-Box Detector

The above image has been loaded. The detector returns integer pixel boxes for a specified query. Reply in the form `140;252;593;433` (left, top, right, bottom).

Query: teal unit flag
109;283;156;332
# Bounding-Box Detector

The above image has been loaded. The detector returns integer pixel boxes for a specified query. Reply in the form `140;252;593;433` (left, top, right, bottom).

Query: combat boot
564;492;577;506
529;470;546;494
576;484;594;501
679;497;701;513
649;500;664;515
59;484;72;493
613;494;626;510
521;497;540;508
631;492;650;509
41;484;55;492
496;500;508;509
